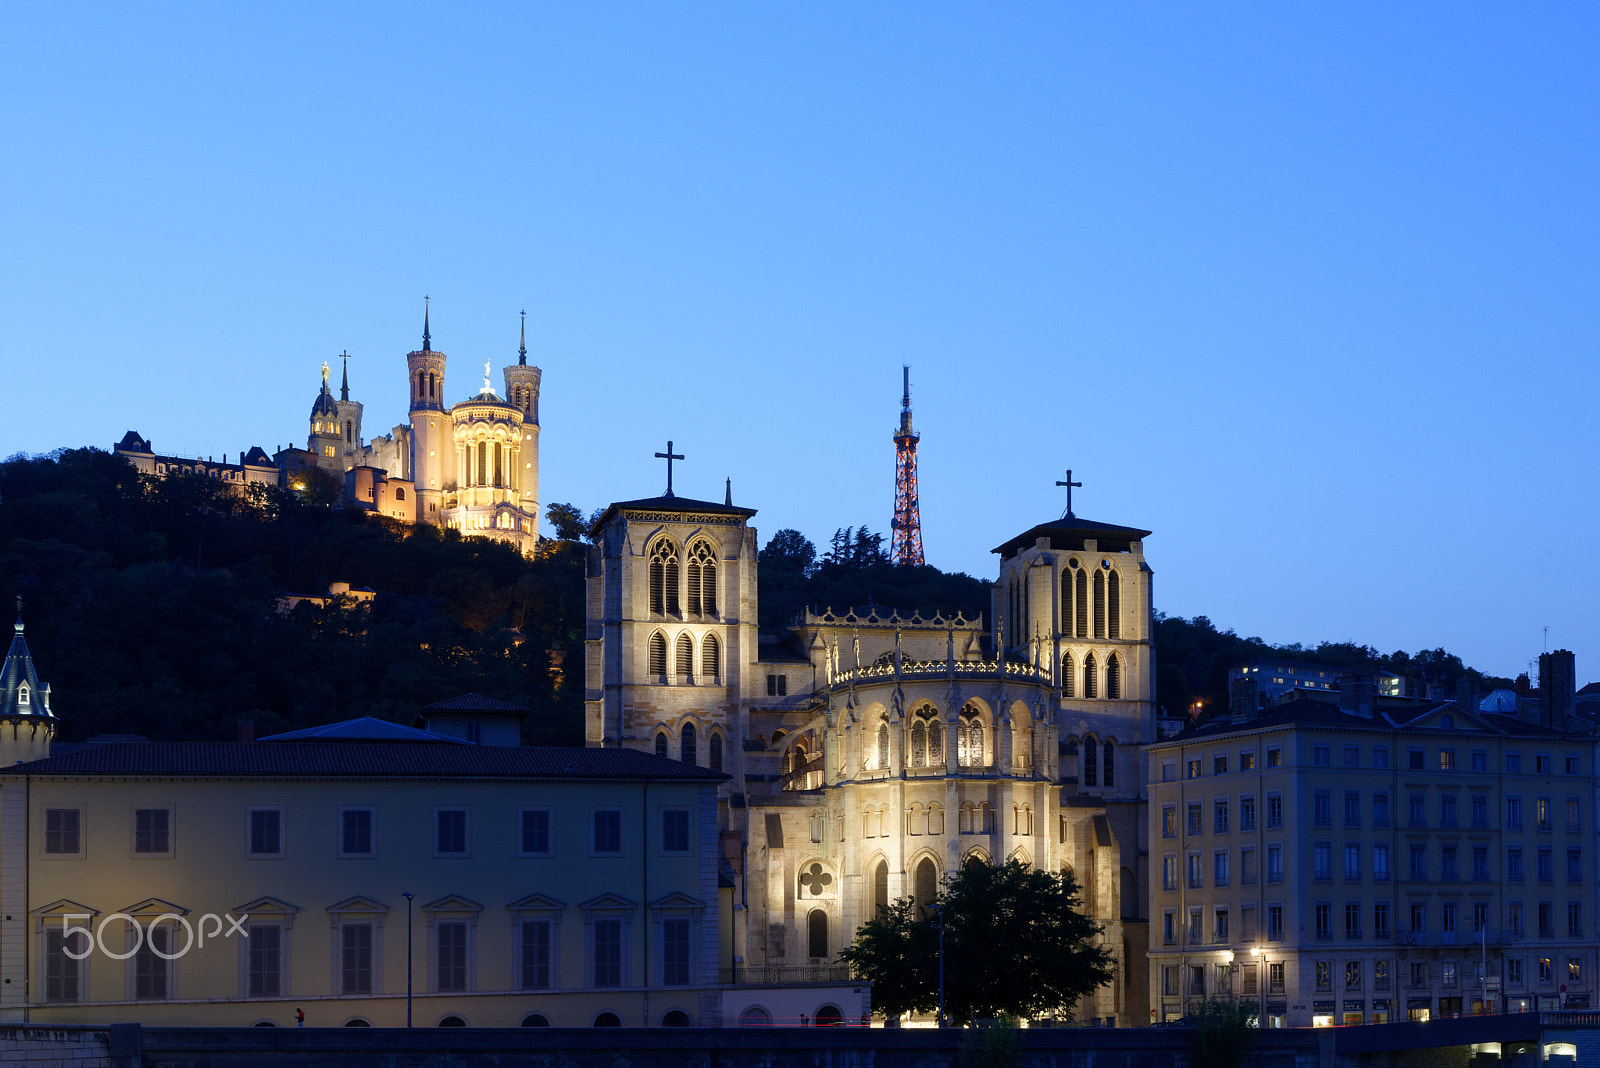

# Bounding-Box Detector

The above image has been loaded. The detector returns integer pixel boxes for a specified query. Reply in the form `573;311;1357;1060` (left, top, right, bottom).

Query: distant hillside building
1229;659;1402;711
115;302;543;555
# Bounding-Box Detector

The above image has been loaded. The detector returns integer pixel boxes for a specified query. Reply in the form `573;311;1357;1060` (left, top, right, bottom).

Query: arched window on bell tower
1107;653;1122;699
1083;737;1098;786
681;722;697;764
648;538;680;617
1093;569;1106;639
1107;568;1121;639
1084;653;1098;699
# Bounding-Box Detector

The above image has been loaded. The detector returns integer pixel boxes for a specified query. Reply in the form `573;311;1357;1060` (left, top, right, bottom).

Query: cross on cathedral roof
654;440;685;497
1055;469;1082;519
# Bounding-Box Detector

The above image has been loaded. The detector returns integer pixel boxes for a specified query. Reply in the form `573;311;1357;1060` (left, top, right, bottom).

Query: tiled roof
258;718;460;743
420;693;530;713
1152;696;1593;747
991;517;1153;559
590;495;757;535
2;742;727;782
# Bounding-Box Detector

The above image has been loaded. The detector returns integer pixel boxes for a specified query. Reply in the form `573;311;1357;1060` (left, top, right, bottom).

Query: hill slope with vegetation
0;448;584;743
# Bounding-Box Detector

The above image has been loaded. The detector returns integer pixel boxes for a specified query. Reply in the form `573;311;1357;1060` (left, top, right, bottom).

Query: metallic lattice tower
890;365;925;566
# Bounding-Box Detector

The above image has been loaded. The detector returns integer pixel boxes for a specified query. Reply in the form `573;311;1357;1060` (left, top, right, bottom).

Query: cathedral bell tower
407;298;448;526
502;311;542;529
0;600;55;765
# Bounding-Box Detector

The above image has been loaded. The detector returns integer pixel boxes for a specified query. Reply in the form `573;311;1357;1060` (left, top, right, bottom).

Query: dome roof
310;387;338;418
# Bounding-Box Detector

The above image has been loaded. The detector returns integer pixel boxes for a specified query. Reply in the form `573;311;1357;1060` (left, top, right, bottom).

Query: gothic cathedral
585;485;1155;1024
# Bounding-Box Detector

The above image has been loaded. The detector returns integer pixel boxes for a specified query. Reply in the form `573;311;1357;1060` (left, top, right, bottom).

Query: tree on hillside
840;858;1113;1024
545;502;588;542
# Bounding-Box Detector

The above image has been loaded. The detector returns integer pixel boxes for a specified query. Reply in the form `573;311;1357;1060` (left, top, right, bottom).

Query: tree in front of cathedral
840;858;1113;1025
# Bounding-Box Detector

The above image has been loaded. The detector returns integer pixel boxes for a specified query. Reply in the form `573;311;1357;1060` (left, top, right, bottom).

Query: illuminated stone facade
116;306;543;555
586;490;1157;1024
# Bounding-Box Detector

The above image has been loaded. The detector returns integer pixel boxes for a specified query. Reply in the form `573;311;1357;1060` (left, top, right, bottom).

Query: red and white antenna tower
890;365;925;566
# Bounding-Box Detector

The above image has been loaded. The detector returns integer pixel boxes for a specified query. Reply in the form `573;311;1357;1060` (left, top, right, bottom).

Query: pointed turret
1;598;56;763
502;308;544;526
407;296;449;522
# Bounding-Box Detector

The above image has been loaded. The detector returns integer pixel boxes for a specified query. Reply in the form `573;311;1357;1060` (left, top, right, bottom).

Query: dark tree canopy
0;448;584;745
758;526;990;631
841;858;1114;1024
544;502;588;542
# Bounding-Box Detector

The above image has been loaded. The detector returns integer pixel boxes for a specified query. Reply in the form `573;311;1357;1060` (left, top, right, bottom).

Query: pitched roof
1151;695;1591;748
590;495;757;535
258;717;461;743
0;612;52;720
1;742;727;782
420;693;530;714
991;517;1153;560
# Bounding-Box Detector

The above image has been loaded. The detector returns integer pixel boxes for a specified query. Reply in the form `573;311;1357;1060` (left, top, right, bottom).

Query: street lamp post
932;903;946;1028
402;892;414;1028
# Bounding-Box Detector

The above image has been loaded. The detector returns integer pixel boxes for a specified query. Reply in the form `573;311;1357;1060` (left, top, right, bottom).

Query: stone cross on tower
1056;469;1082;519
655;440;685;498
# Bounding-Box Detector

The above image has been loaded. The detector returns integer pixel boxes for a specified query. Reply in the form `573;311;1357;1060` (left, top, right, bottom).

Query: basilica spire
339;350;350;401
423;295;432;353
518;309;527;366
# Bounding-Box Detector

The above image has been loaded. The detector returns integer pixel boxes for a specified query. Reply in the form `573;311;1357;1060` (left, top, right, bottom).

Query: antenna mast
890;365;925;566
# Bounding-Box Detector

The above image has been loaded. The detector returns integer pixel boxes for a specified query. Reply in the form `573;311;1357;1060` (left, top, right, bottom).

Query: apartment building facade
1147;696;1598;1027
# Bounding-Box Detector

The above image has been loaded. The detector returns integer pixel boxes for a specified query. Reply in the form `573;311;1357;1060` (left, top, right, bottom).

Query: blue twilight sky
3;5;1596;680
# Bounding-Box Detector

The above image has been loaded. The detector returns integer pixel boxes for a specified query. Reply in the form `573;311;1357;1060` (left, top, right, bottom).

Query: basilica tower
333;352;365;469
407;299;448;525
307;363;344;474
502;312;542;528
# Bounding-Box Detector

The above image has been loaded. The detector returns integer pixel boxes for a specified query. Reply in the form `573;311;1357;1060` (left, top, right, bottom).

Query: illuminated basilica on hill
116;300;543;556
585;467;1156;1024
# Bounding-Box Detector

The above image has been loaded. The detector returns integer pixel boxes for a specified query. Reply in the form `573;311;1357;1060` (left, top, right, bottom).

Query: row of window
859;802;1034;838
1001;558;1122;646
1161;841;1586;891
1159;897;1588;948
1060;651;1124;700
646;631;722;682
1166;743;1584;779
1160;790;1582;838
865;706;1005;771
42;912;701;1004
41;806;695;860
647;537;719;618
652;723;726;771
1162;957;1587;1001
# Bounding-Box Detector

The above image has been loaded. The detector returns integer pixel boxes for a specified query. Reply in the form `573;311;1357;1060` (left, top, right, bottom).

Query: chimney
1338;674;1376;719
1230;677;1260;723
1539;650;1576;731
236;718;255;743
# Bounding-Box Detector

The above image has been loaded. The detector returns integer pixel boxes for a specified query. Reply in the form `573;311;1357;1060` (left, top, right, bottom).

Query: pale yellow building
0;730;725;1028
